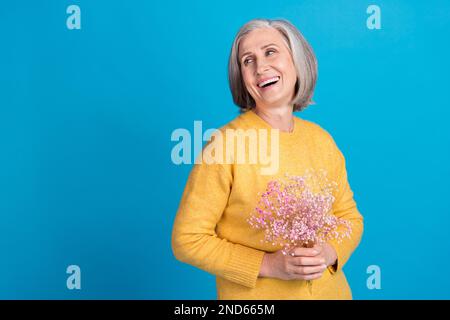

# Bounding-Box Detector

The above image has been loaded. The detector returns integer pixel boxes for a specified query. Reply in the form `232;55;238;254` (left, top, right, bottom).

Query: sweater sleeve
171;161;265;288
327;142;364;274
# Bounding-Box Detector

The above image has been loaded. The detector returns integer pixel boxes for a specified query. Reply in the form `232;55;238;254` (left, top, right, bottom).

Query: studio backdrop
1;0;449;299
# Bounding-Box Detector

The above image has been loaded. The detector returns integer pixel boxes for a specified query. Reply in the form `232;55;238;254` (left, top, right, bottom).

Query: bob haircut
228;18;318;112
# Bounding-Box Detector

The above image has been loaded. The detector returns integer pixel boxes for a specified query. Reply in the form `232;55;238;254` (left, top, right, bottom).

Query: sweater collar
242;109;301;137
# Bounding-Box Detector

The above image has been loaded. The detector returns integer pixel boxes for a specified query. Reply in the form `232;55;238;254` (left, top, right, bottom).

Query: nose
256;57;270;76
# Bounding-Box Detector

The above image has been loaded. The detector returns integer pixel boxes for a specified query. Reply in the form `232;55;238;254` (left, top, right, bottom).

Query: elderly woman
171;18;363;300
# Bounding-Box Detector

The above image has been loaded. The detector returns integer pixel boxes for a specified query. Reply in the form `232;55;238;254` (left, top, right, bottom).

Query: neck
253;105;294;133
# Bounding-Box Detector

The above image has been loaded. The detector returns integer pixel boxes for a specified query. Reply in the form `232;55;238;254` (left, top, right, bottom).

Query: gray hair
228;18;318;112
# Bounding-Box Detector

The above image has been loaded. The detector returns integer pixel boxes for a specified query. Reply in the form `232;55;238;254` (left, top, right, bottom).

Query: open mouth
258;76;280;89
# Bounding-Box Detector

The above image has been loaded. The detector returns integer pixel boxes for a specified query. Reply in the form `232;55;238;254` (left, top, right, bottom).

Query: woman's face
239;27;297;110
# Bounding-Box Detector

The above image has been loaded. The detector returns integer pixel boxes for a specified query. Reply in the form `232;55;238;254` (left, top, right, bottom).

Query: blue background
1;0;449;299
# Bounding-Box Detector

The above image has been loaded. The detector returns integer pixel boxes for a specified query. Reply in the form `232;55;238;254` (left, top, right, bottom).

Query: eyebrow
240;43;279;61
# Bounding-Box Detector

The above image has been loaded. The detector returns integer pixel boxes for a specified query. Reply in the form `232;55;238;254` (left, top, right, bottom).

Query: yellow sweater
171;110;364;300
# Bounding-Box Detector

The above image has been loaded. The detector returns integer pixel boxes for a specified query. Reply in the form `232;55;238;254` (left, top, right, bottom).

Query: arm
326;144;364;274
171;162;265;288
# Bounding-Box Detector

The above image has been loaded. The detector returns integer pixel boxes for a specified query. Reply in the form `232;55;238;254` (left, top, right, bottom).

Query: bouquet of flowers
247;169;352;256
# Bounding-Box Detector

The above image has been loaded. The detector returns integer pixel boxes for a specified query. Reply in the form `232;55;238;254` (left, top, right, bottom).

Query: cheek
241;71;253;88
280;60;297;82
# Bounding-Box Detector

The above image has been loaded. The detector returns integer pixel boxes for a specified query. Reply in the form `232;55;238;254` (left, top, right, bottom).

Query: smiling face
238;27;298;110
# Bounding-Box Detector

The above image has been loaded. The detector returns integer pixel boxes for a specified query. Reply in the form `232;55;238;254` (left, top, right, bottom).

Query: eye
242;49;276;66
243;58;253;66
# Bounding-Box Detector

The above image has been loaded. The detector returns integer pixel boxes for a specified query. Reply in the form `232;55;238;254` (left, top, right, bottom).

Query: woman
171;18;363;300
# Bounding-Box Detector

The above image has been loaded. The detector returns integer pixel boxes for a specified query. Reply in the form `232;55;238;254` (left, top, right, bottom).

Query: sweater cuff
327;240;345;274
223;245;265;288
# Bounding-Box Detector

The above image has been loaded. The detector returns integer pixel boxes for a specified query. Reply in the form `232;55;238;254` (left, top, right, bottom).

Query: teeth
258;76;279;87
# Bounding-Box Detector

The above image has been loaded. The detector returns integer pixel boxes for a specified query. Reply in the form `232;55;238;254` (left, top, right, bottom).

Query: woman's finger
294;271;326;281
293;264;327;275
291;256;326;266
290;247;319;257
312;244;323;254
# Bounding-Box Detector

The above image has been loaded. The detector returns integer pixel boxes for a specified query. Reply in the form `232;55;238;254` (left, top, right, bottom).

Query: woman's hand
311;243;338;270
259;243;337;281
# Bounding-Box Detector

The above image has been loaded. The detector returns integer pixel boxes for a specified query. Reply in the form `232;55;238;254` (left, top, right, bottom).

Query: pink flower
247;170;352;255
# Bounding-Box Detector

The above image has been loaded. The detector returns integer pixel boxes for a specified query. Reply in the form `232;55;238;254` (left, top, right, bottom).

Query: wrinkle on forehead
239;27;291;60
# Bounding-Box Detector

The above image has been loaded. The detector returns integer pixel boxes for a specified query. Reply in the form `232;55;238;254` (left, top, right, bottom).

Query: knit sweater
171;110;364;300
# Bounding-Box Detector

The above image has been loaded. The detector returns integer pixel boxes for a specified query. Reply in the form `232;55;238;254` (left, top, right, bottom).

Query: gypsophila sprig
247;169;352;255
